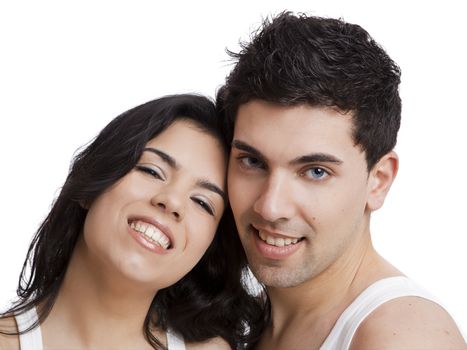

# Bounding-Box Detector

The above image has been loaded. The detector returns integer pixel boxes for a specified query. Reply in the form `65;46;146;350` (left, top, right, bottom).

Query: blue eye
136;165;165;181
302;167;329;180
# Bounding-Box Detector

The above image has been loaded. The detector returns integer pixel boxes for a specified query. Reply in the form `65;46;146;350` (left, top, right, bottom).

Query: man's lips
251;224;304;247
249;224;304;259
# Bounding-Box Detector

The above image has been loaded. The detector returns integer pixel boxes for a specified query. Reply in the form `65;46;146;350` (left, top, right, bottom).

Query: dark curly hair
0;94;267;349
217;12;402;169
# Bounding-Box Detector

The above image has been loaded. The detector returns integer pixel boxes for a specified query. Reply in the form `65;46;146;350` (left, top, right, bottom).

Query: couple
1;12;465;350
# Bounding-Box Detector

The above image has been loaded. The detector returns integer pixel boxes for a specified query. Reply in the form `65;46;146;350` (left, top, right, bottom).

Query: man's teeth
130;220;170;249
258;230;300;247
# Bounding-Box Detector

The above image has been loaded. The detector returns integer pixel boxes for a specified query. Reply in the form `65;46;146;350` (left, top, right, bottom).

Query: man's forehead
235;101;353;139
232;100;363;162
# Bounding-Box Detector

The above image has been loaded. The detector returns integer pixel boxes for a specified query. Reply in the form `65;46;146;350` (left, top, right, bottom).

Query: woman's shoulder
0;316;20;350
186;337;231;350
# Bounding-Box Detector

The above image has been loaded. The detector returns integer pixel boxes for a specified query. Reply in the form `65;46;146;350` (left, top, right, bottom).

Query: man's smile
249;224;305;260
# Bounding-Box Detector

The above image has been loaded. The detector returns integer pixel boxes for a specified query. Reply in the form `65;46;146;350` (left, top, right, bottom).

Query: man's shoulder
349;296;466;349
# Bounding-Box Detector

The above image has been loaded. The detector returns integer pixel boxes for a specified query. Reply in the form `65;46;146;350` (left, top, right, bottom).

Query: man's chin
248;262;309;289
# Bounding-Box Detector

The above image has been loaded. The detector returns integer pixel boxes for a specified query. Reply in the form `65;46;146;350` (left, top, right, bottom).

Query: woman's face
81;119;227;290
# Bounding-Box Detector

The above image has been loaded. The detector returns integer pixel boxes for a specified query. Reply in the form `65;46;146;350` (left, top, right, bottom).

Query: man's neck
262;235;401;348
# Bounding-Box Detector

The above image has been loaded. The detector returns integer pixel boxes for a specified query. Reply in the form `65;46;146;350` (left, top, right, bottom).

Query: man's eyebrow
291;153;343;165
197;180;226;202
232;140;342;165
143;148;178;169
231;140;265;159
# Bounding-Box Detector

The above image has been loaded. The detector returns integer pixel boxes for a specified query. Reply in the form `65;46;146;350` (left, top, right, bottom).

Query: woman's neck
40;236;160;349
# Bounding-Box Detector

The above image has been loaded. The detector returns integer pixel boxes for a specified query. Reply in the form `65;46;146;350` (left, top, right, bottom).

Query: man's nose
253;171;295;223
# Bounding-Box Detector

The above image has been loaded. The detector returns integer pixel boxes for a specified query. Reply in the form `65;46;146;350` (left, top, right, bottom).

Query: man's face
228;100;374;288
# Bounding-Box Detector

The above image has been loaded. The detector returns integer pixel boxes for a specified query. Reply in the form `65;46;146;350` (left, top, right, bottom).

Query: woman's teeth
130;220;170;249
258;230;300;247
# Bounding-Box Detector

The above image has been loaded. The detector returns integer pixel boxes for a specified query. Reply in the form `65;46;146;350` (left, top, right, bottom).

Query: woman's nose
150;191;185;221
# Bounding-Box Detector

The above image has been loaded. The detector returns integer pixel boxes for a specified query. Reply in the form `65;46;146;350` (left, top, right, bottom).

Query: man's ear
366;151;399;211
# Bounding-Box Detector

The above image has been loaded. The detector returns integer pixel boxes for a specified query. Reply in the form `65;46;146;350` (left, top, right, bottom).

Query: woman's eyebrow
143;147;178;169
144;147;226;202
197;180;226;202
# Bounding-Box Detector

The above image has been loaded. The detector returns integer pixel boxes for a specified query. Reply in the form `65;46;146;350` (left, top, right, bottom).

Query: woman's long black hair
0;94;269;349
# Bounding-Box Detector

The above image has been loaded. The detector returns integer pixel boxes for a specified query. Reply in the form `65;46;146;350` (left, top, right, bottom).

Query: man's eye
302;167;329;180
135;165;165;180
191;197;214;216
238;156;264;169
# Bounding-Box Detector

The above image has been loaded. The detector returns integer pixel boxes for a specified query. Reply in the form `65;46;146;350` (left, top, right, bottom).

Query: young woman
0;94;267;349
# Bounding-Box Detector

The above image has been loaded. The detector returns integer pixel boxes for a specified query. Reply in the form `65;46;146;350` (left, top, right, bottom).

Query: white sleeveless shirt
320;276;441;349
15;307;186;350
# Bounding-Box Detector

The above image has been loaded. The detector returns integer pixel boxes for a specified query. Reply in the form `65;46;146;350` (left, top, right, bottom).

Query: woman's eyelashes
191;197;215;216
135;164;166;181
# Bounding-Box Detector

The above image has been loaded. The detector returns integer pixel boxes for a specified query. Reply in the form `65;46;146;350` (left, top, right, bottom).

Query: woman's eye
192;197;214;216
302;167;329;180
136;165;165;180
238;156;264;169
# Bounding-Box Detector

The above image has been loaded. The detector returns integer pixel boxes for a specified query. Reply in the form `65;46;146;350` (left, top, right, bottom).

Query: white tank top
14;307;186;350
320;276;441;349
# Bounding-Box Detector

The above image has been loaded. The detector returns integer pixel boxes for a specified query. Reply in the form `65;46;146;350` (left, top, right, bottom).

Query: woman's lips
129;220;171;249
127;216;174;254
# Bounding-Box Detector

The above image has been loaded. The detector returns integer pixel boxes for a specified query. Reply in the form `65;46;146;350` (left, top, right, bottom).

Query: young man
217;12;466;349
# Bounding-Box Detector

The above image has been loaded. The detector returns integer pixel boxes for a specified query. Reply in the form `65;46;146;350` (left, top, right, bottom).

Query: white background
1;0;466;336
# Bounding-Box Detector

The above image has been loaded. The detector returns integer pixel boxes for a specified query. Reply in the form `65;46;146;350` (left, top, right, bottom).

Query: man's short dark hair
217;12;402;169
